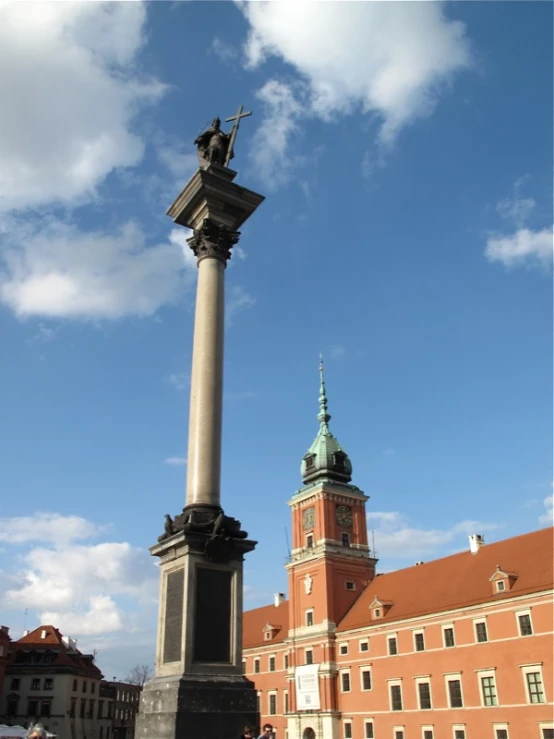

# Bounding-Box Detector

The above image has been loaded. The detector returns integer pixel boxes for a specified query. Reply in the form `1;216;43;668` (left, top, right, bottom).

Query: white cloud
0;512;98;545
485;227;552;270
164;456;187;466
539;495;553;525
368;510;502;561
167;371;190;392
0;2;165;212
42;595;123;636
241;2;471;183
210;37;238;64
156;145;198;185
0;220;196;320
496;176;536;228
226;284;256;326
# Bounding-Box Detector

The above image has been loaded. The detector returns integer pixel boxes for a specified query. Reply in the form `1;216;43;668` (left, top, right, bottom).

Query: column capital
187;218;240;265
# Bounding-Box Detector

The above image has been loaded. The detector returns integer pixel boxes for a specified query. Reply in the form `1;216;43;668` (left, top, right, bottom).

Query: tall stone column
135;162;264;739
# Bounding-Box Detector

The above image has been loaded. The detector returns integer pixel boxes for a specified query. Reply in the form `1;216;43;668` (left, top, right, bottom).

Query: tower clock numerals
303;507;315;531
336;505;352;528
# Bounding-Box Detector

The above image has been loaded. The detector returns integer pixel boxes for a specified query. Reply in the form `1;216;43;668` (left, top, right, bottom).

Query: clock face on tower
336;505;352;528
303;507;315;531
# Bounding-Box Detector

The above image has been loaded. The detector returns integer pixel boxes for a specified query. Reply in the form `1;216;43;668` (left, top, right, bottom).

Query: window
98;701;104;719
388;636;398;655
374;609;381;618
79;699;85;718
364;723;374;739
306;610;314;627
475;621;488;643
73;679;78;691
481;676;497;706
31;678;40;690
88;699;95;718
453;730;465;739
305;649;314;665
418;682;432;710
423;730;434;739
518;613;533;636
359;639;369;652
91;682;96;694
542;730;554;739
264;631;271;641
443;626;455;648
341;533;350;547
345;581;355;591
344;722;352;739
284;690;288;714
414;631;425;652
447;678;463;708
100;729;103;739
390;684;403;711
268;693;277;716
83;680;88;692
7;699;18;717
284;654;289;669
526;671;545;703
28;700;38;717
44;678;53;690
361;669;372;691
11;678;20;690
254;658;260;674
306;534;314;549
341;671;351;692
269;656;276;672
40;701;51;718
70;698;76;718
339;642;349;655
305;454;315;469
242;659;246;673
496;580;505;592
394;732;404;739
495;729;508;739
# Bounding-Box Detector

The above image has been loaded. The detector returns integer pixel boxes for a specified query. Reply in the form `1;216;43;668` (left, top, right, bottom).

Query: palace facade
243;367;553;739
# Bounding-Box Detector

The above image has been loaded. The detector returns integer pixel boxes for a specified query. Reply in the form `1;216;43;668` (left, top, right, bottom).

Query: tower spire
318;355;331;428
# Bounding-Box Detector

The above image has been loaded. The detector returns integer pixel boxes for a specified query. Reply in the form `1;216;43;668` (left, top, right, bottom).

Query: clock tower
285;363;377;736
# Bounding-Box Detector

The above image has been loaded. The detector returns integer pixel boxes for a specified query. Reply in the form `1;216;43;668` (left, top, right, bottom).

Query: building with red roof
242;367;553;739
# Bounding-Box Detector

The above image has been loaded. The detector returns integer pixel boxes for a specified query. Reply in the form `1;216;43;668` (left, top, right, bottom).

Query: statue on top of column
194;117;232;168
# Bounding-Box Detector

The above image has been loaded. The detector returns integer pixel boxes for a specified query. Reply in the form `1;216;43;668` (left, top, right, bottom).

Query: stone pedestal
136;161;264;739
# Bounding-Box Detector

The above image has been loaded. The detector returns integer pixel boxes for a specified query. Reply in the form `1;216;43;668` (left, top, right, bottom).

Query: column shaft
185;257;225;507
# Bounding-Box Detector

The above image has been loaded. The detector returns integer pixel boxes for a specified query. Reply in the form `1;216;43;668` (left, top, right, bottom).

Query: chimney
23;630;29;637
469;534;485;554
273;593;285;607
0;626;9;635
40;629;48;639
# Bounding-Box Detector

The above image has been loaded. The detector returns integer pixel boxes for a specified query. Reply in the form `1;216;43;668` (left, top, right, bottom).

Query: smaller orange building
243;367;554;739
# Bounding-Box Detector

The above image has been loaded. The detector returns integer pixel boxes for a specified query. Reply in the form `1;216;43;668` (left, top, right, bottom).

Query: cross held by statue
224;104;252;167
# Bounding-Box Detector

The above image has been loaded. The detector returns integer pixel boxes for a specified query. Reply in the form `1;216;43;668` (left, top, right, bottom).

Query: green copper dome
301;361;353;485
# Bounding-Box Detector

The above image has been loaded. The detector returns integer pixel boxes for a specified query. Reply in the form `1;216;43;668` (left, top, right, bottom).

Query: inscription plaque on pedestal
163;568;184;663
193;568;232;662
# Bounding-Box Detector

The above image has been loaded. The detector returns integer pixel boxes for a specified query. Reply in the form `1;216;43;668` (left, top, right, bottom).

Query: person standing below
239;725;256;739
258;724;274;739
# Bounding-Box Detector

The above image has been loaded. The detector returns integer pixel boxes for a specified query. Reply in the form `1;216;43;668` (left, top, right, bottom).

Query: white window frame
306;533;314;548
283;652;289;670
264;631;272;641
474;617;488;643
421;727;434;739
267;690;277;716
387;633;398;656
283;689;288;715
360;666;372;692
492;724;509;739
343;720;352;739
363;720;374;739
388;679;403;712
444;672;464;709
520;663;546;704
339;641;349;656
539;723;554;739
413;629;425;652
393;727;405;739
415;675;432;710
442;624;455;648
305;609;314;627
304;647;314;665
253;657;260;674
477;668;498;707
268;654;276;672
495;579;506;592
359;638;369;653
452;726;466;739
516;609;533;637
340;669;351;693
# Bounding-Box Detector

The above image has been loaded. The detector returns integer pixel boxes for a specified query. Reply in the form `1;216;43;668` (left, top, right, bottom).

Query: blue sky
0;1;551;678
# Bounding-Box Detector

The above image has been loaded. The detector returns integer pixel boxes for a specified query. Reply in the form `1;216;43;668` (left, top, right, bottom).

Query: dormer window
496;580;505;592
333;452;346;471
305;454;316;470
370;596;393;619
489;565;518;595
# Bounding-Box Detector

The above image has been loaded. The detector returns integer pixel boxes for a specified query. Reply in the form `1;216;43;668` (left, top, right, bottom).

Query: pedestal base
135;674;259;739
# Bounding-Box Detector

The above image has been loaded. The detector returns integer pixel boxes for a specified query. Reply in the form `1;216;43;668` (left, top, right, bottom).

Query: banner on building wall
295;664;320;710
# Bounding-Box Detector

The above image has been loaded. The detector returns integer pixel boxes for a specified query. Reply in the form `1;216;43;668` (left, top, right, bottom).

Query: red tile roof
243;601;289;650
17;625;65;646
339;527;554;631
10;625;102;677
